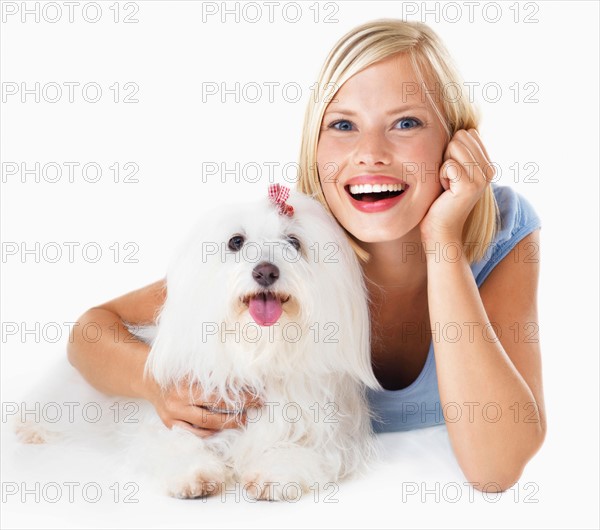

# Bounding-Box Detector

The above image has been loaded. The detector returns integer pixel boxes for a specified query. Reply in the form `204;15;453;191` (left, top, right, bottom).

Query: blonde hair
297;18;499;264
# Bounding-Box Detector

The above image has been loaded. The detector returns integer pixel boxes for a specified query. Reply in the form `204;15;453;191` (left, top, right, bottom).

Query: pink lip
344;175;409;213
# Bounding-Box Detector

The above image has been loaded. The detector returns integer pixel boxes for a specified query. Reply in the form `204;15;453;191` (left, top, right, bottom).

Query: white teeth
349;182;404;194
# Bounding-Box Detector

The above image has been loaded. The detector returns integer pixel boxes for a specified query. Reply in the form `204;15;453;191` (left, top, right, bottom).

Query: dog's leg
236;444;332;501
232;417;334;502
12;360;233;499
138;425;235;499
230;388;374;502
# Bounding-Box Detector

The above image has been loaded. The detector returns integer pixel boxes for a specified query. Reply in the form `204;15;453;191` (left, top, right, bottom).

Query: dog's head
147;189;380;393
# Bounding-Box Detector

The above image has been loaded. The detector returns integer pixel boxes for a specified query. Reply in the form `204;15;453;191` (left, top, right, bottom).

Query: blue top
367;183;542;433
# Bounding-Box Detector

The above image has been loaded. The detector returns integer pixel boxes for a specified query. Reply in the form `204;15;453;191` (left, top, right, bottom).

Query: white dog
14;185;381;501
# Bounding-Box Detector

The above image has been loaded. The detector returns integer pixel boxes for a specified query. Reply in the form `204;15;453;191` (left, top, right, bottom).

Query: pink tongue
248;293;283;326
362;195;381;202
361;191;402;202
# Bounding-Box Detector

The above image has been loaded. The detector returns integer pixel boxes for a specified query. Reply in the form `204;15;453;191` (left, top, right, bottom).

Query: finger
185;405;247;430
444;136;487;185
169;379;205;404
456;131;494;181
202;392;263;410
170;419;217;439
203;410;247;430
199;398;247;414
467;129;492;163
440;174;451;192
466;130;495;181
442;130;467;162
173;384;242;409
440;160;459;189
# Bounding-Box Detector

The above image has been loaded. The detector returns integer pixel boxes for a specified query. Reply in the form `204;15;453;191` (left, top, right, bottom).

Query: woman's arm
67;279;167;399
67;280;258;435
418;128;546;491
424;229;546;492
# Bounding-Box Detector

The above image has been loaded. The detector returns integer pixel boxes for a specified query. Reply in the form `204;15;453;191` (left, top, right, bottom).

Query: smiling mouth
345;184;407;202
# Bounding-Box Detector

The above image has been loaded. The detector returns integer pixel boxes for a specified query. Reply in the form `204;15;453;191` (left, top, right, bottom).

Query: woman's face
316;53;448;243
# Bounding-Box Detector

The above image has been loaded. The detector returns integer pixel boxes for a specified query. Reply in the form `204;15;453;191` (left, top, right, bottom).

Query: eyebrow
324;105;428;116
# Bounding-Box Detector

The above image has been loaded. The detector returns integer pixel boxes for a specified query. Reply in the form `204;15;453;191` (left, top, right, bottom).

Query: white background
1;1;598;528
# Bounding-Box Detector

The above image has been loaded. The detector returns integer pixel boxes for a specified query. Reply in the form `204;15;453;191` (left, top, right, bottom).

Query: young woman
67;19;546;492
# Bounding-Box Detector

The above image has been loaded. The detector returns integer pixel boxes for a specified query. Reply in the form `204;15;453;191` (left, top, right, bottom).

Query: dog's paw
14;422;59;444
167;474;223;500
237;447;331;501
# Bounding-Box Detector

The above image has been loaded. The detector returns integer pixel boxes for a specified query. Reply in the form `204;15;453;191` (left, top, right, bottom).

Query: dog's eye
228;235;245;251
286;235;301;251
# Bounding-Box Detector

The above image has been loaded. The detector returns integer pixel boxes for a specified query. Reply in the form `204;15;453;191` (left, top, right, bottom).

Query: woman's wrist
419;223;464;260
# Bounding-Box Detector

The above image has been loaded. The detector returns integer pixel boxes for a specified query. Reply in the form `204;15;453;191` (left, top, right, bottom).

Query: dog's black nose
252;262;280;287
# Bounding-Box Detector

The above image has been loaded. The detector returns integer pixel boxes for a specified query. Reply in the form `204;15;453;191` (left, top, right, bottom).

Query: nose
353;131;392;167
252;262;280;287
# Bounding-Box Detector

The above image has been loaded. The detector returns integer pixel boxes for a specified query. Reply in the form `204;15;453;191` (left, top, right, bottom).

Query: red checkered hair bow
268;183;294;217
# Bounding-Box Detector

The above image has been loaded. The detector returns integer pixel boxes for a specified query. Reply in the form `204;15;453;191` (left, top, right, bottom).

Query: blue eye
330;119;353;131
328;117;422;131
396;117;422;129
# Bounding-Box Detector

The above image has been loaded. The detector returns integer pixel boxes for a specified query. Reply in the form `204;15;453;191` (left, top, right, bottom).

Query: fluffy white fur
14;189;382;501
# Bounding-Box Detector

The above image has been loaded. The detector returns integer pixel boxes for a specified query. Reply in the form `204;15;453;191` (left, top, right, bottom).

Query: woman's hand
420;128;496;243
142;375;263;438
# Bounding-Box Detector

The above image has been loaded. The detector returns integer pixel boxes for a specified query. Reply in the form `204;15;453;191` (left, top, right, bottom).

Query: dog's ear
322;230;382;391
145;212;229;388
294;195;382;391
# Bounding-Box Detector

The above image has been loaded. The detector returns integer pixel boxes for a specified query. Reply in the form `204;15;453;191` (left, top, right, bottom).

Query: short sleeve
470;183;542;287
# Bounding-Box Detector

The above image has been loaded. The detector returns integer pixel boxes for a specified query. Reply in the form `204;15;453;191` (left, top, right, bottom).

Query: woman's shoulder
491;182;542;237
469;183;542;287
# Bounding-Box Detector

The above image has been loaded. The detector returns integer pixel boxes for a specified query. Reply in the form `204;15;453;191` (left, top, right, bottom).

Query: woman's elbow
467;427;546;493
467;467;524;494
66;309;98;368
